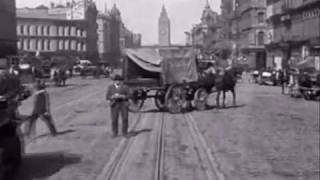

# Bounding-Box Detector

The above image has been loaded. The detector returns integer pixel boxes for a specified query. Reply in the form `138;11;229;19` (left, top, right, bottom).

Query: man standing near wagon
106;74;131;138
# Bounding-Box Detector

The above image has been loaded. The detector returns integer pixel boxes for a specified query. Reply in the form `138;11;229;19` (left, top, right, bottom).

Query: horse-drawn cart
123;47;216;113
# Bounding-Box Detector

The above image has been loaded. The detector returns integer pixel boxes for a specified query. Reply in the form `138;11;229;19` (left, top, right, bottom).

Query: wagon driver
106;74;131;138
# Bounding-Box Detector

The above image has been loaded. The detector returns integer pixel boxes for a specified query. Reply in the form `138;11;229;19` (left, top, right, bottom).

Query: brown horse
215;68;237;108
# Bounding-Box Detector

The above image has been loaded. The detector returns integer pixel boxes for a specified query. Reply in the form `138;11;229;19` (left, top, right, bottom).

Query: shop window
257;31;265;45
258;12;264;23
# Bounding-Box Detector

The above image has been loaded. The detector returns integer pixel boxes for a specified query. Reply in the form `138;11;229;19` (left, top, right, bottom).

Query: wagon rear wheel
193;88;208;111
165;85;186;113
154;90;166;111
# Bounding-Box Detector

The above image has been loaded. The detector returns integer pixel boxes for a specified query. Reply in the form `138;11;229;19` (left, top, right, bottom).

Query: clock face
160;29;167;35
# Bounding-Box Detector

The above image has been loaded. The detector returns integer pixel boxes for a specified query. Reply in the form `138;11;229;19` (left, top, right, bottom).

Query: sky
16;0;221;45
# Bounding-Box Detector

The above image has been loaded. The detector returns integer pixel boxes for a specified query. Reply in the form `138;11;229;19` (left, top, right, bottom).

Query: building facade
97;10;112;61
189;1;225;58
266;0;320;69
0;0;17;58
231;0;268;69
96;3;142;65
16;0;98;61
158;5;171;46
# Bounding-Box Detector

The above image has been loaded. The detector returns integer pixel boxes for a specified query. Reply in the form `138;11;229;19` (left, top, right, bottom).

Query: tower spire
104;0;108;14
205;0;210;8
161;4;168;18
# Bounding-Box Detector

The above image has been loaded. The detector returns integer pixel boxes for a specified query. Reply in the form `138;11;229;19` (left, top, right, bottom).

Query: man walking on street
106;74;130;138
26;80;57;137
278;69;286;94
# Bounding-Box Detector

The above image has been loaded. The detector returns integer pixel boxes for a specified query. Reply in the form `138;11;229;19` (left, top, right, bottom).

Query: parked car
259;70;277;86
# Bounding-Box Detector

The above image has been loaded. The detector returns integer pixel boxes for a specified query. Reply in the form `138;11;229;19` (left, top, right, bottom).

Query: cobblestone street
13;78;319;180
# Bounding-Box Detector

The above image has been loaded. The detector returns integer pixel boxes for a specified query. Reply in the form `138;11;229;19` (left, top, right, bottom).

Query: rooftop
16;7;68;20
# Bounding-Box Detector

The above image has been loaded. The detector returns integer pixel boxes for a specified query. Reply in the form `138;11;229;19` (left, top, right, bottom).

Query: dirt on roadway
194;82;319;180
12;78;319;180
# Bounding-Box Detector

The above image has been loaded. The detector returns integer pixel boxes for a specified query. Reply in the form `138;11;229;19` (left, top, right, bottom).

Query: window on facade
20;25;24;35
29;39;33;50
59;40;64;50
59;26;64;36
258;12;264;23
41;40;45;50
38;26;43;36
257;31;265;45
64;26;69;36
64;40;69;50
77;29;81;37
25;39;30;50
47;40;50;50
17;25;21;35
41;26;45;36
46;26;50;36
17;41;21;50
77;42;81;51
27;25;30;35
70;27;76;36
36;39;41;50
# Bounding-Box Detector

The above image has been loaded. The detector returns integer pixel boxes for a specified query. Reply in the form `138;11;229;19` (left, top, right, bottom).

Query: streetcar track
95;112;144;180
154;113;165;180
184;113;226;180
96;112;166;180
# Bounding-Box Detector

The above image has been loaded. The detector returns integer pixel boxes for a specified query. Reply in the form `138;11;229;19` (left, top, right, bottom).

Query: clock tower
158;5;171;46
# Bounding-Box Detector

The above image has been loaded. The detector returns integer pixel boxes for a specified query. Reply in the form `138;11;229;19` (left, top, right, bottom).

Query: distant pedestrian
26;80;57;137
278;69;286;94
106;74;130;138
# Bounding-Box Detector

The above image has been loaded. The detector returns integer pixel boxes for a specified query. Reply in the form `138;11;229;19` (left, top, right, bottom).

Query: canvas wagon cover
125;48;162;73
124;47;198;84
160;47;198;84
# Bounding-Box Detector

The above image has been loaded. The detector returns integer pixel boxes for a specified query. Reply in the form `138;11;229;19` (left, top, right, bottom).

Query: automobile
259;70;277;86
251;70;260;83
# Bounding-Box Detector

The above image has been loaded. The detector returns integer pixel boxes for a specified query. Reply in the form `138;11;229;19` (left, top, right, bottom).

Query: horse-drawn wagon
122;46;229;113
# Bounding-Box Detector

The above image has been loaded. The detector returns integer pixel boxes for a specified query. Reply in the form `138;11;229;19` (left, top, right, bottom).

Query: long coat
31;89;50;115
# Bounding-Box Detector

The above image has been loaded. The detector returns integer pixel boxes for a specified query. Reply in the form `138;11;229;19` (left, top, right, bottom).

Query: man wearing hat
26;80;57;137
106;74;130;138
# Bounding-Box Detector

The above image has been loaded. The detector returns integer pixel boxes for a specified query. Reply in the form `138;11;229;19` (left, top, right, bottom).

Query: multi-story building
96;3;141;65
266;0;320;69
16;0;98;61
97;6;112;61
0;0;17;58
96;3;142;65
231;0;268;69
189;1;224;58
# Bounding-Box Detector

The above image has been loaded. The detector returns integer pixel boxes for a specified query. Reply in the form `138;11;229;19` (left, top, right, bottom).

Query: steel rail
184;113;226;180
154;113;165;180
95;112;145;180
95;112;166;180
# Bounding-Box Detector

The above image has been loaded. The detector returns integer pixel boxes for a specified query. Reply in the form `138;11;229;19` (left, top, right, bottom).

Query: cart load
123;46;214;113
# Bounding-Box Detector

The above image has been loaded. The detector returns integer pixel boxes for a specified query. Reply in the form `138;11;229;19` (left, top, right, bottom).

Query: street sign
67;0;86;20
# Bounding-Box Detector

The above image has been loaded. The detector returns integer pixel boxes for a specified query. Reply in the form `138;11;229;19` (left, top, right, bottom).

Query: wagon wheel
165;85;187;113
154;89;166;111
128;89;145;112
193;88;208;111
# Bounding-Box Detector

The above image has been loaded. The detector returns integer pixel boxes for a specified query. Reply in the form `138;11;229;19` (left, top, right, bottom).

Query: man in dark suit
26;80;57;137
106;74;130;138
